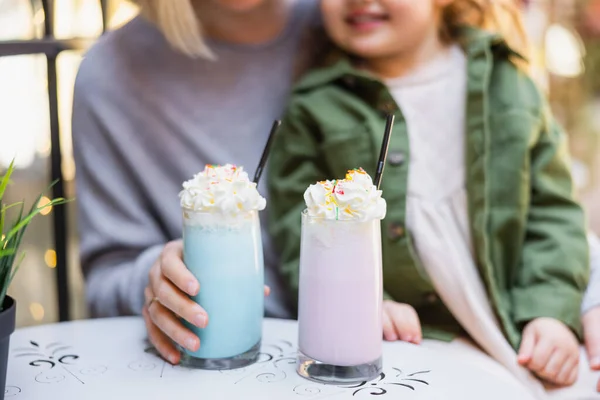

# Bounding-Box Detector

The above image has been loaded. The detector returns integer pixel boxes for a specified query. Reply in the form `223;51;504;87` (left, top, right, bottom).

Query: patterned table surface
6;317;524;399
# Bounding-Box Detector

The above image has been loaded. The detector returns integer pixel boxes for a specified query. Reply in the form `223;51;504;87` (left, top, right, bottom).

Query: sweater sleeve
72;68;167;317
582;232;600;314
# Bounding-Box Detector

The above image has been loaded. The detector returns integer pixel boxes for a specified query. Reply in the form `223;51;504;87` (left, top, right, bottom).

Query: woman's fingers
142;242;207;366
143;306;180;364
161;240;199;296
147;298;200;353
154;278;208;329
143;287;181;364
147;242;207;329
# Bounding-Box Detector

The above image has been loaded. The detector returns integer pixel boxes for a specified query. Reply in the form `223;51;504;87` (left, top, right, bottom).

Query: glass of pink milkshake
297;169;386;384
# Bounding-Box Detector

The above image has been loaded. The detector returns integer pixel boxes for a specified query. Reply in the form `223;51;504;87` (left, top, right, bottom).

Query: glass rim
182;207;259;215
301;209;380;223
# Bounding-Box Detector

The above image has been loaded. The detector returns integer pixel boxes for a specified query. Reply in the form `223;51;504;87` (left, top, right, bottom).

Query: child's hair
442;0;530;66
134;0;215;59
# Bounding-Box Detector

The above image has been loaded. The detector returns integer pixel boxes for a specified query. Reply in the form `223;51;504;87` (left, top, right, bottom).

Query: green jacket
267;29;589;349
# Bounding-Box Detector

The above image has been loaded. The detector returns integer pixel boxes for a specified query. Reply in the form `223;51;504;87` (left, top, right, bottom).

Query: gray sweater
72;2;318;318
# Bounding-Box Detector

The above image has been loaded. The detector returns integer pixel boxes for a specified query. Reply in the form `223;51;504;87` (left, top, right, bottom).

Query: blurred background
0;0;137;327
1;0;600;328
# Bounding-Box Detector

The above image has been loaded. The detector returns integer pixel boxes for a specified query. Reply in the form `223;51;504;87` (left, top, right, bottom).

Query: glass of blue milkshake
179;164;265;370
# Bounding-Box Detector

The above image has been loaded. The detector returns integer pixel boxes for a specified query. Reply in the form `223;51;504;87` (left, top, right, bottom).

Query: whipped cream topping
304;169;386;221
179;164;266;216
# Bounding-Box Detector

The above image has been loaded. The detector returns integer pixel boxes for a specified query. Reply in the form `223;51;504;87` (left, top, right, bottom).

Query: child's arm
513;106;589;386
511;112;589;338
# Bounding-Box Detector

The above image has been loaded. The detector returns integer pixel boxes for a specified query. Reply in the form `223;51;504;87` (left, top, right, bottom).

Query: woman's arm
72;68;167;317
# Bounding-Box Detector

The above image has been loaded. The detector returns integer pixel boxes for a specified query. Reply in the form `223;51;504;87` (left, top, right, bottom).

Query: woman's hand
142;240;271;364
142;240;206;364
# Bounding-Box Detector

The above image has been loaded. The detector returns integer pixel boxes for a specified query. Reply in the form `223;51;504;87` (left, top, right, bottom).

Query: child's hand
382;300;421;344
582;306;600;392
517;317;580;386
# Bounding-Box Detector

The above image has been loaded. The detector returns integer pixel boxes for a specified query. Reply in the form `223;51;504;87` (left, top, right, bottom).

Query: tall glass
180;209;264;369
297;210;383;384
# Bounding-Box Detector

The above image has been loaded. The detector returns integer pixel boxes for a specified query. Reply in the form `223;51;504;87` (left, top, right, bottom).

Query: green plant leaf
0;220;21;308
0;160;71;309
8;252;25;283
0;160;14;200
0;201;24;298
2;197;67;244
0;249;15;257
2;200;26;247
1;201;24;240
0;252;24;309
0;202;23;214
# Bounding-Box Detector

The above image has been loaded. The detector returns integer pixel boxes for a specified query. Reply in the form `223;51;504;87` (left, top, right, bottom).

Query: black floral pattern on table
293;369;431;398
342;369;431;396
13;341;107;385
140;339;433;397
215;339;433;397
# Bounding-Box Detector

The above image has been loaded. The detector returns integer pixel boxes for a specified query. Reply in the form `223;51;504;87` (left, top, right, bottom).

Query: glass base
179;340;261;370
296;351;382;385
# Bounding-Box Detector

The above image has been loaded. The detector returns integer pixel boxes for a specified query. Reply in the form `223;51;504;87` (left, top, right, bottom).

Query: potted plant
0;160;67;399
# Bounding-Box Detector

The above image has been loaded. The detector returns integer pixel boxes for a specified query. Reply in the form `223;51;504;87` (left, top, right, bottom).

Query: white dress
385;45;599;399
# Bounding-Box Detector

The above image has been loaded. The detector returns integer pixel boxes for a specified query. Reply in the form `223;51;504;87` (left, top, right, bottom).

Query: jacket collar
294;27;525;93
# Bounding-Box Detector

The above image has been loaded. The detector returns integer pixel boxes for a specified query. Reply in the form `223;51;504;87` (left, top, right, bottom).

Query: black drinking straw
373;114;395;190
253;120;282;184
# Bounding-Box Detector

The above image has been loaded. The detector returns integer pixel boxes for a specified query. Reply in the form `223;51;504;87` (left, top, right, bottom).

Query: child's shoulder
286;57;368;120
460;27;546;115
292;55;353;97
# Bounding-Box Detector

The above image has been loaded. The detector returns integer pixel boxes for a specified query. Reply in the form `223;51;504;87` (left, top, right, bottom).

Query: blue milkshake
179;164;266;370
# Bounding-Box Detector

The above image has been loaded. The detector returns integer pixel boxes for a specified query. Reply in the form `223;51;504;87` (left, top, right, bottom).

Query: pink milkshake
297;169;386;384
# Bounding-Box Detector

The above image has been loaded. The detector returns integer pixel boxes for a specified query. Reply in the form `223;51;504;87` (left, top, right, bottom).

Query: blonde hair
135;0;214;59
442;0;530;67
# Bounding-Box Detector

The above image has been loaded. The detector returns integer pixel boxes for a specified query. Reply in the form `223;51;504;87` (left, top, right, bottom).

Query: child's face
321;0;447;59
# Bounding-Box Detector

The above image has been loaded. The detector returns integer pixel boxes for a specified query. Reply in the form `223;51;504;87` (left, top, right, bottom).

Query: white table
6;317;526;399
